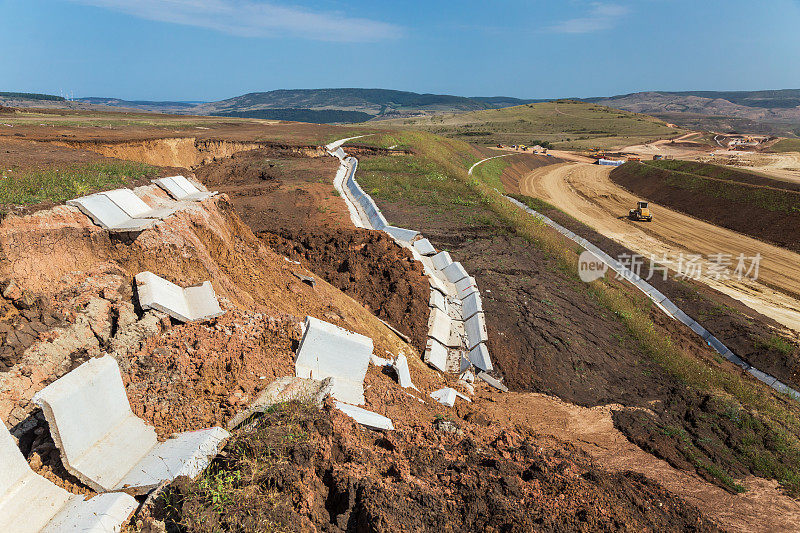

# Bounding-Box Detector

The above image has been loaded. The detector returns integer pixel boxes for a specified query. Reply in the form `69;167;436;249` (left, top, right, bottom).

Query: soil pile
145;402;721;533
610;161;800;253
261;228;431;354
0;287;62;371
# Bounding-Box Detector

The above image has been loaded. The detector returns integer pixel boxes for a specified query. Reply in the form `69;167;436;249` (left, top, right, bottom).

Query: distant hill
581;90;800;137
375;100;682;150
0;91;64;102
193;89;540;123
75;97;207;113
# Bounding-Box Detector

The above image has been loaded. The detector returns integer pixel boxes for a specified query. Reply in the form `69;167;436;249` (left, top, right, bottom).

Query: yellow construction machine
628;201;652;222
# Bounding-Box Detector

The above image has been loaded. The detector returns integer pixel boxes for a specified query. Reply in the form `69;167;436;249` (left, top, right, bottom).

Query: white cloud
69;0;403;42
549;3;630;34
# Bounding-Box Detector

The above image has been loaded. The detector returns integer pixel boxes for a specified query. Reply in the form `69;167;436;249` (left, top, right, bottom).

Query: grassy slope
356;130;800;495
770;138;800;153
373;100;683;150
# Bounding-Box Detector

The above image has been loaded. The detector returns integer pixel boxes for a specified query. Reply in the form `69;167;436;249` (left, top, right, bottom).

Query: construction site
0;101;799;533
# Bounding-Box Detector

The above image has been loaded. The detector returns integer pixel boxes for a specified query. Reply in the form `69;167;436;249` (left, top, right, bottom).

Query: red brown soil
147;402;721;533
517;196;800;391
0;290;63;371
610;162;800;253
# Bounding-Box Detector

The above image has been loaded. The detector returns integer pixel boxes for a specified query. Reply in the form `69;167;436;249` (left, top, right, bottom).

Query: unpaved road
518;162;800;332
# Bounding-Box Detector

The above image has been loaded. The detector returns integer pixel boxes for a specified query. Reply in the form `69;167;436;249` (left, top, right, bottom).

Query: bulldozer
628;201;652;222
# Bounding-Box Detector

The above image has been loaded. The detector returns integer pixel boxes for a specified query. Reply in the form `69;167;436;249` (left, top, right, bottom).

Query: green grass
374;100;683;150
469;156;509;191
769;138;800;153
0;161;159;206
755;334;796;356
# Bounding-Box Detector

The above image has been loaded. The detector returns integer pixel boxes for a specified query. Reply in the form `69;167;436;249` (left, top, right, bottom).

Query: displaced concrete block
135;271;224;323
424;338;449;372
455;277;479;299
153;176;215;201
334;401;394;431
465;313;489;350
478;372;508;392
427;307;453;347
431;251;453;270
441;261;469;284
227;377;333;430
393;353;415;389
295;316;373;405
469;343;493;372
460;354;472;372
430;289;448;313
0;423;138;533
67;194;157;232
32;356;229;494
384;225;420;243
430;387;457;407
100;188;178;219
371;354;393;367
413;238;437;256
462;291;483;319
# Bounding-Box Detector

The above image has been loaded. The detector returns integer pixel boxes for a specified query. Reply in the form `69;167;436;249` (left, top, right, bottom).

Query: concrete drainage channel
504;195;800;401
327;138;501;389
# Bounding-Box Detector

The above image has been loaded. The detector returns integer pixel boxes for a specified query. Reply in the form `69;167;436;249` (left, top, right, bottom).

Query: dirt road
518;162;800;332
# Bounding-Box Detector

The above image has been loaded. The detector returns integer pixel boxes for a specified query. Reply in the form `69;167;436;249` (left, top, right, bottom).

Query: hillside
374;100;683;149
583;90;800;137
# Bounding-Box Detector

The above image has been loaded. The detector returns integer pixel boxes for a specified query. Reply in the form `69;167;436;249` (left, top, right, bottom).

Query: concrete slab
430;387;458;407
295;316;373;405
460;354;472;372
384;225;419;243
393;353;415;389
465;313;489;350
153;176;214;201
431;251;453;270
429;289;448;313
455;277;479;299
67;194;157;232
427;307;453;347
227;377;333;429
135;271;224;322
748;366;777;386
441;262;469;284
334;402;394;431
462;292;483;319
478;372;509;392
424;338;449;372
413;238;437;256
100;188;178;219
0;424;137;533
468;343;493;372
32;356;229;494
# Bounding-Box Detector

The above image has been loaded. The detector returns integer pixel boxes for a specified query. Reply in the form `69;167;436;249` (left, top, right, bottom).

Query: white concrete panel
384;225;419;243
462;292;483;320
430;388;457;407
67;195;156;232
460;354;472;372
42;491;138;533
413;238;437;256
431;251;453;270
429;290;448;313
469;344;493;372
135;272;223;322
427;308;453;347
441;262;469;284
185;282;225;320
335;402;394;431
295;316;373;406
100;188;178;219
424;338;448;372
153;177;214;201
478;372;509;392
455;277;479;299
465;313;489;350
32;356;229;494
393;353;415;389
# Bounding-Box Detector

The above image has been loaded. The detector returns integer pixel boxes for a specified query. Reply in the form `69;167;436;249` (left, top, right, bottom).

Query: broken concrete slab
413;238;437;256
469;343;493;372
424;338;449;372
430;387;457;407
427;307;453;347
441;261;469;284
462;291;483;319
227;377;333;430
135;271;224;323
153;176;215;201
465;313;489;350
393;353;415;389
32;356;229;494
431;251;453;270
371;354;393;367
99;188;178;219
429;289;448;313
295;316;373;405
383;225;420;243
455;276;479;299
334;401;394;431
66;194;157;232
478;372;508;392
460;354;472;372
0;422;138;533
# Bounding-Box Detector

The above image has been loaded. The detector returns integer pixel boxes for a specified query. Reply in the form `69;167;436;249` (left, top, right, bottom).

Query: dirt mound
0;287;62;371
610;161;800;253
261;228;431;354
145;402;720;533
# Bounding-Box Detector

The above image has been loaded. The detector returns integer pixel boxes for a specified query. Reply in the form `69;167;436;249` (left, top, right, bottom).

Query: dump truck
629;201;652;221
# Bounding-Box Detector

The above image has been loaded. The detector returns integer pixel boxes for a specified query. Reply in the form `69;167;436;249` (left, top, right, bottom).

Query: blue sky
1;0;799;101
